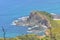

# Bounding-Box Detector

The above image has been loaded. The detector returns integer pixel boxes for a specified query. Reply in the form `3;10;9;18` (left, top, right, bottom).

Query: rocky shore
12;11;51;37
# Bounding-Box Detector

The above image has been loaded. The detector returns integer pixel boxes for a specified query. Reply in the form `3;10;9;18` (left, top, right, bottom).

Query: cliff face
12;11;51;36
12;11;50;27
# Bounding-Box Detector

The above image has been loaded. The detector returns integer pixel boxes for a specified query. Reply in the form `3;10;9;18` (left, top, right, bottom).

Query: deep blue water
0;0;60;38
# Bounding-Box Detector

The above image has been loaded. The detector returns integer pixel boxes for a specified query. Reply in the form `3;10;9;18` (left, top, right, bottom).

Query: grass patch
51;20;60;40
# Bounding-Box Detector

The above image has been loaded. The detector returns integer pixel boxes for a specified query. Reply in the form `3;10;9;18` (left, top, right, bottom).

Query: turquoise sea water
0;0;60;38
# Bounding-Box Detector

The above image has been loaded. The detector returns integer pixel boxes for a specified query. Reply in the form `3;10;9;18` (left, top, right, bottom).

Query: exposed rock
12;11;51;36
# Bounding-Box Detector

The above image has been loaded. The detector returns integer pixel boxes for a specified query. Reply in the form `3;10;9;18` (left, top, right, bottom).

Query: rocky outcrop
12;11;51;36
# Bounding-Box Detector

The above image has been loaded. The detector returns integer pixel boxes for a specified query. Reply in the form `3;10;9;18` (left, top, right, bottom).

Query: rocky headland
12;11;52;37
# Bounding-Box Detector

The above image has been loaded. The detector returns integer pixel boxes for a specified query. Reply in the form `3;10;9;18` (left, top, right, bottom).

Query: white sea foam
31;25;39;28
34;25;39;27
18;16;29;20
11;20;18;25
50;13;56;15
11;22;16;25
14;20;18;22
12;16;29;25
27;31;32;33
28;28;32;30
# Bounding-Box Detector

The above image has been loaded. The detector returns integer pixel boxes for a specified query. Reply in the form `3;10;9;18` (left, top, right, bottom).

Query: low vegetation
51;20;60;40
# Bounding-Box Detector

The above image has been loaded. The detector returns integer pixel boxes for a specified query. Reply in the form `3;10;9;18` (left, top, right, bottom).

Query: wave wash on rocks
12;11;51;36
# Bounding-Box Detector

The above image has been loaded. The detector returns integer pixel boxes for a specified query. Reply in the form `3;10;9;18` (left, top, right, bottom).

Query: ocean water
0;14;29;38
0;0;60;38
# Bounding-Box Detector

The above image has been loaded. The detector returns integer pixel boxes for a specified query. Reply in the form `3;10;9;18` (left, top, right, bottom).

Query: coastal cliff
12;11;52;36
